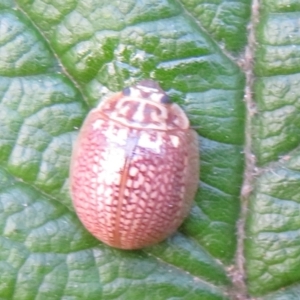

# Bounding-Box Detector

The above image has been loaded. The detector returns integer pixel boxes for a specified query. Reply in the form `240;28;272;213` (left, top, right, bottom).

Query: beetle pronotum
70;80;199;249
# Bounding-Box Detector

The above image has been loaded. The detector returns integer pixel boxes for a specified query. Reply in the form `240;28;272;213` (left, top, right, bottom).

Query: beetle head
98;80;189;130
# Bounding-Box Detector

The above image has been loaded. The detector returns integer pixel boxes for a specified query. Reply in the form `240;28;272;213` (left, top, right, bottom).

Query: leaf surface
3;0;299;299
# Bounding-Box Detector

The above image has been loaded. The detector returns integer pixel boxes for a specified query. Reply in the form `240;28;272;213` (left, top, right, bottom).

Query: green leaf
0;1;245;298
246;0;300;297
3;0;300;299
179;0;251;52
246;151;300;295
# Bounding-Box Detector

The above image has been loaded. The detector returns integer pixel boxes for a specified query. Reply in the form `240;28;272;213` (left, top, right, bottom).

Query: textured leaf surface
3;0;300;299
0;0;245;299
179;0;251;52
246;0;300;297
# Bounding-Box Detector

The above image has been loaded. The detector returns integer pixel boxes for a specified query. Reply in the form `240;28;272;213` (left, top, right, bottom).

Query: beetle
70;80;199;249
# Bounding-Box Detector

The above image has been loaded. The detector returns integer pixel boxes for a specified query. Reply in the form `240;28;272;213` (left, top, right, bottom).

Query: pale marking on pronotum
132;102;146;123
149;93;162;103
